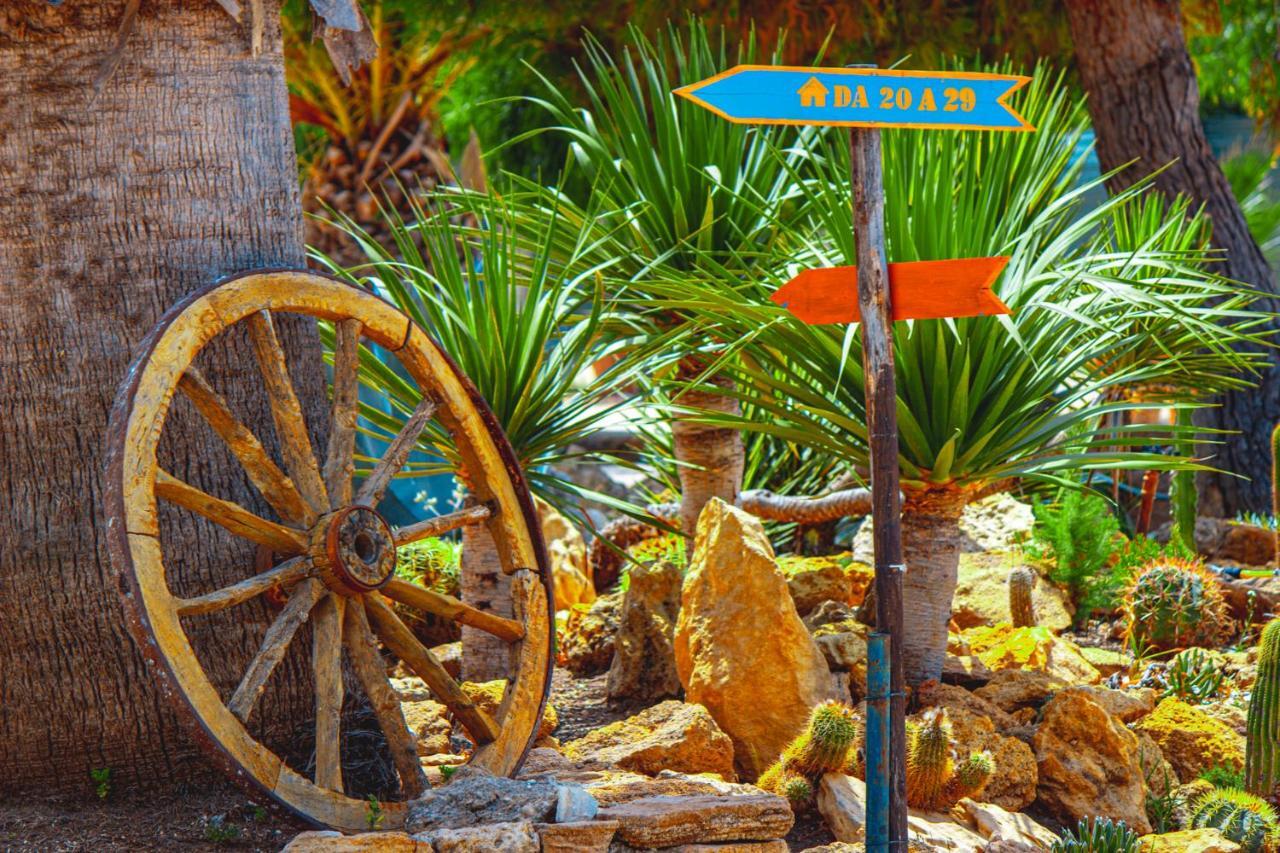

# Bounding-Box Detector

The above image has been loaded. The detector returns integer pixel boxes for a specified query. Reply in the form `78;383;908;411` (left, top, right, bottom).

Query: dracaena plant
313;183;648;678
508;16;817;542
648;62;1273;684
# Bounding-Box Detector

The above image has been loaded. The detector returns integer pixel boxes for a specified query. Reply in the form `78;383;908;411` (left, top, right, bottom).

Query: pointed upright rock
674;498;839;779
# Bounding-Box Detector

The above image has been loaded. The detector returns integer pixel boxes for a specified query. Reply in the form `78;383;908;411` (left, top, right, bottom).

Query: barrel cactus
1008;566;1037;628
1247;619;1280;798
1122;557;1232;652
759;700;860;799
1189;788;1279;852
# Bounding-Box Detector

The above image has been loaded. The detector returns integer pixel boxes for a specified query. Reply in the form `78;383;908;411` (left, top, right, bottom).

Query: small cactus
777;772;814;810
1272;421;1280;566
946;750;994;804
904;708;994;811
1122;557;1232;652
1246;618;1280;798
1008;566;1037;628
1189;788;1279;852
759;701;861;801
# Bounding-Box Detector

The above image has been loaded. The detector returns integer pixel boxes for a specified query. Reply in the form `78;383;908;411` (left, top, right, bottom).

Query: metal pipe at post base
865;631;892;853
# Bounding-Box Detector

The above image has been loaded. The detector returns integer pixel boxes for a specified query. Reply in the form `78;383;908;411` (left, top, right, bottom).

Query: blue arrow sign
674;65;1033;131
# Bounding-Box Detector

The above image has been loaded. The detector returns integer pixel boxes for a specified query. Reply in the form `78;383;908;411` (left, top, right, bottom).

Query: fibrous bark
0;0;324;791
899;489;969;685
672;381;745;550
1065;0;1279;517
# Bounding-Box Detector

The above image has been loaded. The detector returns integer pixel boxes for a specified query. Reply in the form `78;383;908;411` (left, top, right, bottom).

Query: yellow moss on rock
1135;697;1245;783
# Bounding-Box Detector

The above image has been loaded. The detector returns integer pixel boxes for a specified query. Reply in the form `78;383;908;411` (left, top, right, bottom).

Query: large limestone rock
950;551;1074;632
597;793;794;848
405;766;590;834
536;820;619;853
282;832;423;852
961;624;1101;684
401;698;454;756
973;669;1066;713
674;498;838;779
1135;697;1245;783
816;774;987;851
1139;828;1242;852
562;701;736;780
607;559;683;704
1032;688;1151;835
536;497;595;611
777;553;866;614
559;592;622;676
956;798;1059;850
946;707;1038;811
419;820;539;853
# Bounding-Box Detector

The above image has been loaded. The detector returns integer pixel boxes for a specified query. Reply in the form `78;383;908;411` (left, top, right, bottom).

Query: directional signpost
676;64;1031;852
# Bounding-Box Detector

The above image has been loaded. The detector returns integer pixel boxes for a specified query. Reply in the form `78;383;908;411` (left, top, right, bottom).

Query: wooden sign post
677;64;1031;852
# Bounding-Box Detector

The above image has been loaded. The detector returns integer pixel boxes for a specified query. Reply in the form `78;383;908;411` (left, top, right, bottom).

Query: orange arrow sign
771;256;1011;324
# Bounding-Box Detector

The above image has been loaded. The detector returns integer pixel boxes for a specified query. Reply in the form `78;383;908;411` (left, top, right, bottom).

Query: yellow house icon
797;76;829;107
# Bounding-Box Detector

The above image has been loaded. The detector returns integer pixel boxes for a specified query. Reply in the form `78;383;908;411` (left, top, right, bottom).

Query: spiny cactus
776;772;814;811
1008;566;1037;628
1246;618;1280;798
1050;817;1141;853
949;751;994;803
1272;421;1280;567
1189;788;1280;852
759;701;861;801
904;708;994;811
1122;557;1232;652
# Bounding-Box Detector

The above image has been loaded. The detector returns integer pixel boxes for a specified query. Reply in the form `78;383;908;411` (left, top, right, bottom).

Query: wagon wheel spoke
381;578;524;643
176;556;312;616
365;594;500;745
393;504;491;547
178;368;316;527
155;468;308;554
228;577;326;723
244;309;329;513
312;592;345;791
354;395;438;509
343;598;428;798
323;319;362;510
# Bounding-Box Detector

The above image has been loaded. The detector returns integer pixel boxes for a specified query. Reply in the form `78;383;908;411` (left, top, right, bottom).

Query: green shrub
395;536;462;596
1033;489;1123;620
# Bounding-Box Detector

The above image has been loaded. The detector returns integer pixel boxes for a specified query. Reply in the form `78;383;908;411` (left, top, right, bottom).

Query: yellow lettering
918;87;936;111
853;86;868;108
835;85;852;108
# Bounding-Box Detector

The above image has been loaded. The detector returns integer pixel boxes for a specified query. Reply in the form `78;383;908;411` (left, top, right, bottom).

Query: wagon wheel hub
314;506;397;595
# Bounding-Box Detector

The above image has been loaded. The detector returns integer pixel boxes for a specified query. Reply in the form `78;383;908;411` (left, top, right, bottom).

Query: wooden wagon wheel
104;270;553;832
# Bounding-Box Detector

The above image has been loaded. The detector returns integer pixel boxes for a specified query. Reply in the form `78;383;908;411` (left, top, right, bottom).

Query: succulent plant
1189;787;1279;852
1008;565;1037;628
777;772;814;810
1122;557;1232;652
904;708;994;811
1272;421;1280;567
1050;817;1141;853
758;700;861;798
1164;647;1226;703
1247;618;1280;798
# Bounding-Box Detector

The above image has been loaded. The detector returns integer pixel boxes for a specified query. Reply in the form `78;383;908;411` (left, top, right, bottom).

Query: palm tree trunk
0;0;320;793
899;489;969;685
672;377;744;545
460;522;513;681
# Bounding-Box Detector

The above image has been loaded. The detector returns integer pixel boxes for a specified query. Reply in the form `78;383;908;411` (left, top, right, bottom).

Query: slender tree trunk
899;490;968;685
460;522;513;682
1064;0;1279;517
0;0;324;793
672;377;744;547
